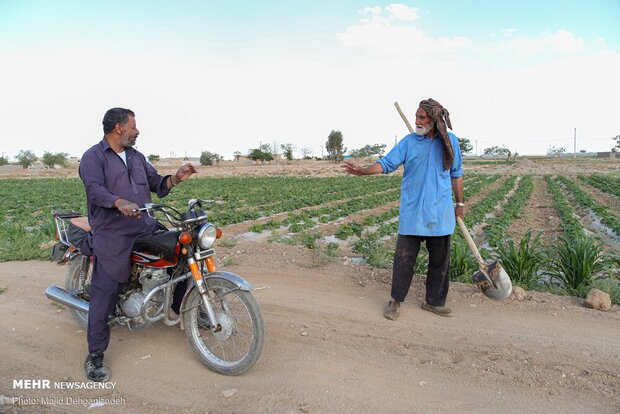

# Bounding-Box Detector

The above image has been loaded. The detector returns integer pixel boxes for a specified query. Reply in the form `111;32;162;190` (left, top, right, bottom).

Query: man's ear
114;123;123;134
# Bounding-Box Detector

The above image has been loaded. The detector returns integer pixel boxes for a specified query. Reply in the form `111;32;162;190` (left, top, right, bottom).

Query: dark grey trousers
87;258;120;354
390;234;451;306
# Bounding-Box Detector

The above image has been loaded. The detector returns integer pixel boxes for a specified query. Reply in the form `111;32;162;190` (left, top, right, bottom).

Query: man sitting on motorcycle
79;107;196;382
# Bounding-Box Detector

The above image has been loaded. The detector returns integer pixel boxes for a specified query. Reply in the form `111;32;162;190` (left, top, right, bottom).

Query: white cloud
386;4;419;21
361;6;381;15
510;29;584;56
501;28;517;37
338;6;472;55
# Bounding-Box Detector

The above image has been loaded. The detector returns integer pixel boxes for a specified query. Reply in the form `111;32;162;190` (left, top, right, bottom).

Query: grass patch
221;257;237;267
218;238;237;248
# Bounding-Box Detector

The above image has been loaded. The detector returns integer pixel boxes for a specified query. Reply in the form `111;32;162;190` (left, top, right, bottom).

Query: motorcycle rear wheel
183;277;264;375
65;255;92;330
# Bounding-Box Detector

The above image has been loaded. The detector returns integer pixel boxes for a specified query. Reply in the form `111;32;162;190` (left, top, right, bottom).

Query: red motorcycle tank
131;231;180;268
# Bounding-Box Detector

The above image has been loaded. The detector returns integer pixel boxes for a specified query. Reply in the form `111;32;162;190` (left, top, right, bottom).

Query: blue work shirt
377;132;463;237
79;138;172;282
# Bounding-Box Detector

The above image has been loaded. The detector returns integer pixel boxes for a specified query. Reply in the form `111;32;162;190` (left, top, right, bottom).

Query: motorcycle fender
178;271;253;330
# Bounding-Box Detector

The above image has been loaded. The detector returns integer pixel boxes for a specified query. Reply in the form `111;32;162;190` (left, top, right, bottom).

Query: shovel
394;101;512;301
456;217;512;301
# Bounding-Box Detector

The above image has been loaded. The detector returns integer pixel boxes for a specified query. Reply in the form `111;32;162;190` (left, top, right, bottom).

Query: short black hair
102;108;135;134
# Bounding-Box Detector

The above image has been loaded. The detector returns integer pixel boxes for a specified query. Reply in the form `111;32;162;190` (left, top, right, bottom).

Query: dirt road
1;241;619;414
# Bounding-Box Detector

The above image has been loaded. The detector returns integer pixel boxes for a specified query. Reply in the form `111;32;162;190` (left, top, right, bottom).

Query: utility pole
573;128;576;158
475;140;478;156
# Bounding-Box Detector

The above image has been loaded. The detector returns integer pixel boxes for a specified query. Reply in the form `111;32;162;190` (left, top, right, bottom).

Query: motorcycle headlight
197;224;217;249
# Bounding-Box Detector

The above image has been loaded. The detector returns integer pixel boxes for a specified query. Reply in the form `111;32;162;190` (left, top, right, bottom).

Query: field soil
1;157;619;414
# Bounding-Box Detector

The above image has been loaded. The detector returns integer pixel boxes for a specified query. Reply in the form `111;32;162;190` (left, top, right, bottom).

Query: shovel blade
472;261;512;302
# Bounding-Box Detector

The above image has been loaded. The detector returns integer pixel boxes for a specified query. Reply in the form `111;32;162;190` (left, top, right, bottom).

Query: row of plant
484;176;534;248
248;188;401;233
543;175;584;239
578;174;620;198
170;175;402;217
463;175;517;228
556;175;620;237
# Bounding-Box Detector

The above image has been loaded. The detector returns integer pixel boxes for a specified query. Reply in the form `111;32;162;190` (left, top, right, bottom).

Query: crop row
578;174;620;198
555;175;620;237
544;176;584;239
484;176;533;248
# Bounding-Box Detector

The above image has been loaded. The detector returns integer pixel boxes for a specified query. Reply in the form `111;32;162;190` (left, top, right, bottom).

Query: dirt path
1;241;619;414
506;176;563;245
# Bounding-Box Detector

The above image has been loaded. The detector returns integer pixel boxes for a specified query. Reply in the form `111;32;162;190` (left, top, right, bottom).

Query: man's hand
342;161;363;176
455;205;464;219
172;163;197;185
114;199;141;218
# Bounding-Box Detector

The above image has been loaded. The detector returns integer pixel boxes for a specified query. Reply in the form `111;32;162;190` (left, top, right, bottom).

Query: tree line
4;134;617;169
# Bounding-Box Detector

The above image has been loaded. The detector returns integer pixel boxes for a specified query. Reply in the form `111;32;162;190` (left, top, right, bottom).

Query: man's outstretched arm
342;161;383;176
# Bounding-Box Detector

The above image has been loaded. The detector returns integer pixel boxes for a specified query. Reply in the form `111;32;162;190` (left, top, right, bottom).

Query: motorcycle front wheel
65;255;92;330
183;277;264;375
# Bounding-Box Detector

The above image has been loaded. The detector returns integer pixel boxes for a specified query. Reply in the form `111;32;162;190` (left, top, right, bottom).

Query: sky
1;0;618;160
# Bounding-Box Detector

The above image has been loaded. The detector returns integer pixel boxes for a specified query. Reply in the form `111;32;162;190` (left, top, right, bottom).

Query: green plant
545;236;606;296
495;230;545;289
221;257;237;267
593;278;620;305
218;238;237;248
450;236;478;283
324;242;339;258
0;286;6;294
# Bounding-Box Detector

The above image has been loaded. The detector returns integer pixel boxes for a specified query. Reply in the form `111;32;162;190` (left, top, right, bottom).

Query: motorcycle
46;199;264;376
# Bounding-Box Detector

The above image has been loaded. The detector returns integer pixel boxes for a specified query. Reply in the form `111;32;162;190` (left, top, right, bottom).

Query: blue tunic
79;138;171;282
377;132;463;237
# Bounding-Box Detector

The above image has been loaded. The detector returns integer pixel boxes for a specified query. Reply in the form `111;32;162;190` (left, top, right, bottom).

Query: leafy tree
349;143;386;159
148;154;160;163
42;151;68;168
248;148;273;164
326;130;346;163
233;151;242;162
200;151;223;166
546;145;566;157
16;150;37;169
301;147;313;159
457;137;473;155
483;145;511;162
281;143;294;161
613;135;620;151
0;155;8;166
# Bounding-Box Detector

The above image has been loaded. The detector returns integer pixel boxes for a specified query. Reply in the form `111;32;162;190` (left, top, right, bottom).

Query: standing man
343;98;464;321
79;107;196;381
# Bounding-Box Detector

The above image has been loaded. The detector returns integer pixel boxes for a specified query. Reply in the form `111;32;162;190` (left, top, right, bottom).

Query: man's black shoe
84;352;110;382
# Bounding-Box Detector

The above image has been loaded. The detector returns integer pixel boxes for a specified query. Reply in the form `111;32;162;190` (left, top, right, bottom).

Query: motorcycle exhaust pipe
45;285;89;314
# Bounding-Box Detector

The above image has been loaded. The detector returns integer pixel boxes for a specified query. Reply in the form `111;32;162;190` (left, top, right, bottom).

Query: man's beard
121;134;137;148
414;123;433;136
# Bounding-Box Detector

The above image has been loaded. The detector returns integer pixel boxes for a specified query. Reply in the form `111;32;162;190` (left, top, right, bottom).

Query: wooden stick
394;102;414;133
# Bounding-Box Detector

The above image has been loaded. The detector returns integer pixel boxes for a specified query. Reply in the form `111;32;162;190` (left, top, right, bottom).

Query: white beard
414;124;432;136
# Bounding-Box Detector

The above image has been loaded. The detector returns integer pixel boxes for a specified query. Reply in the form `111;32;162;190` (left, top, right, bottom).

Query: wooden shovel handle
394;102;414;133
457;217;486;267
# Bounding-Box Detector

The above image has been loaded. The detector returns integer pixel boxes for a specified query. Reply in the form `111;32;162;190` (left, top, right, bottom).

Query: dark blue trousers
87;258;120;354
390;234;451;306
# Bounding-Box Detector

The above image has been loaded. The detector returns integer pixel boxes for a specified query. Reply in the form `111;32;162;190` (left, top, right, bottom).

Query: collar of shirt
99;137;136;157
